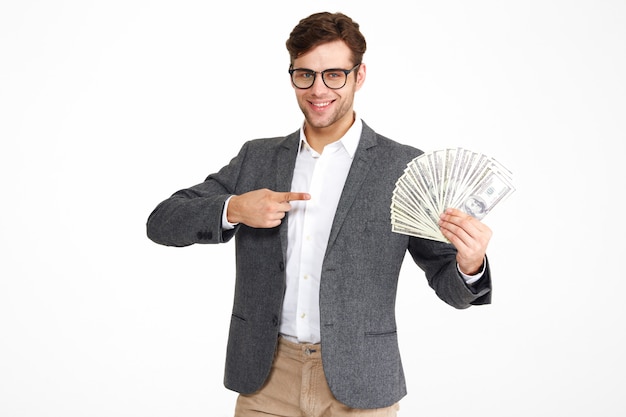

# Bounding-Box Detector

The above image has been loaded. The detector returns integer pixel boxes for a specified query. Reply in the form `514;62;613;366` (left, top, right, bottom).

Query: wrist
457;258;485;276
224;195;240;226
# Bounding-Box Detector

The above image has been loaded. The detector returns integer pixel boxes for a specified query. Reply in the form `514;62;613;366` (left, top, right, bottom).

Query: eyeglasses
288;64;361;90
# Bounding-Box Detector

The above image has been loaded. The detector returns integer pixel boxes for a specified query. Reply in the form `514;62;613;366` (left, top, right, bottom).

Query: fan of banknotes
390;148;515;242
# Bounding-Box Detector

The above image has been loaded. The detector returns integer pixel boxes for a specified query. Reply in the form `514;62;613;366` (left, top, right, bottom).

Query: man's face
291;40;365;133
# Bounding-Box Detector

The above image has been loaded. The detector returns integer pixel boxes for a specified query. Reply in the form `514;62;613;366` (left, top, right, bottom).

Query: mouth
309;100;334;111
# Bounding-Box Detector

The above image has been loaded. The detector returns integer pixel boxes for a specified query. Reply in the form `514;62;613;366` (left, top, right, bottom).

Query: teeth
313;102;331;108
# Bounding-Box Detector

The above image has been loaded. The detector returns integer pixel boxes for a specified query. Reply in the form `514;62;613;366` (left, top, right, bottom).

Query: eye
295;70;315;80
325;70;343;79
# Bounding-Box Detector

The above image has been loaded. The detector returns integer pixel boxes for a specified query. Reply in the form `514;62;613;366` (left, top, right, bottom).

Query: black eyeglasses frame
288;63;361;90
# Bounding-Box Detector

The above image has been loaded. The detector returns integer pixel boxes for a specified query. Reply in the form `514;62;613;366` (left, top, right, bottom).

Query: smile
310;100;333;109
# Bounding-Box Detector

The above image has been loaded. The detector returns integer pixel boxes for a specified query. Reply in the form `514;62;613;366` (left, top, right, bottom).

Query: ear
355;63;366;91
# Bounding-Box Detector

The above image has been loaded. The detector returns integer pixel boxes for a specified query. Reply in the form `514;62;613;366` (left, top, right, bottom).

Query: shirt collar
298;114;362;159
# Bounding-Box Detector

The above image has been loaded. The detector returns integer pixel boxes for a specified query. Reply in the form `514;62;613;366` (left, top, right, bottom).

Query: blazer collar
296;118;363;159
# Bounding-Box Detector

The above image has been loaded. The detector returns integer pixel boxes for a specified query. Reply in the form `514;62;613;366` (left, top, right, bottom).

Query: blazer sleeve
407;236;492;308
145;142;250;247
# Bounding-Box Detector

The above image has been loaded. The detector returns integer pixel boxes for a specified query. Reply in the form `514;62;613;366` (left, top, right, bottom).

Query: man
147;11;493;417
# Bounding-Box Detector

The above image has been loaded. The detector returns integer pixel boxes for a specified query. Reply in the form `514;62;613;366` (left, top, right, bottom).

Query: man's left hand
439;208;492;275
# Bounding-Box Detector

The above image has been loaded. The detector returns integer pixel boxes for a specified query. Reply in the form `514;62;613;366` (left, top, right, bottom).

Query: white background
1;1;625;416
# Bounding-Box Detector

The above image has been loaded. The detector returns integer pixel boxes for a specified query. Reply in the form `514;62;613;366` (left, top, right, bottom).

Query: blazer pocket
231;313;247;323
361;329;402;383
364;329;397;338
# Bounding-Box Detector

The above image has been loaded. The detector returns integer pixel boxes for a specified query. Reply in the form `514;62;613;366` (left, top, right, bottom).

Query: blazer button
279;261;285;271
272;315;279;326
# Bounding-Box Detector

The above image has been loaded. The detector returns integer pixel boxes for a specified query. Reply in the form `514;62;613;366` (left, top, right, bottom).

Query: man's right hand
227;189;311;228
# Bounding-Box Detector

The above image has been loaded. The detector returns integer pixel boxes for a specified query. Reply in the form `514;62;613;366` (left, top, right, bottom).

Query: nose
310;73;329;94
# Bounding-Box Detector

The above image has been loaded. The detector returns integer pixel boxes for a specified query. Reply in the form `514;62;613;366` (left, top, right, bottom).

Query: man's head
286;12;367;143
286;12;367;66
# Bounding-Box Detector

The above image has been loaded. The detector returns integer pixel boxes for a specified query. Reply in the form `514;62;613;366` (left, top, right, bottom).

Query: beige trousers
234;337;399;417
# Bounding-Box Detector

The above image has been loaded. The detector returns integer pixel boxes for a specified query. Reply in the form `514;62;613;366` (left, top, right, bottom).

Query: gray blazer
146;121;492;409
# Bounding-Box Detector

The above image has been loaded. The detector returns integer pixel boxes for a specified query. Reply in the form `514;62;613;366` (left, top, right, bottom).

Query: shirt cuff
458;259;486;285
221;196;238;230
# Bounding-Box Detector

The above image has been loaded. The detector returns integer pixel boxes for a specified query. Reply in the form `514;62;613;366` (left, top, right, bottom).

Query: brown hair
286;12;367;66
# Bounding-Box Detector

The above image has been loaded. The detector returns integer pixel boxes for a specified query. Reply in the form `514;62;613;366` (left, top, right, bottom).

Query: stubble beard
300;95;354;131
299;78;358;130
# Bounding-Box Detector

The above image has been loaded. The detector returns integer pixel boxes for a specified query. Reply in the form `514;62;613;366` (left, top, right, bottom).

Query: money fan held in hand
390;148;515;243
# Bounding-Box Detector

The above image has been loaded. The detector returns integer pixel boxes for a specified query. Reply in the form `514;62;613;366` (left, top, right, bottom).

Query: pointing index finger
281;192;311;202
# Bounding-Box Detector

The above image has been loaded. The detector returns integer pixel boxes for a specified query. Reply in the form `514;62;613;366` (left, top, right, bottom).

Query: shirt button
303;274;309;280
300;313;306;319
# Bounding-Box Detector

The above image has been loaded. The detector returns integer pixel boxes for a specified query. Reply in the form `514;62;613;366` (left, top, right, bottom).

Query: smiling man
147;11;493;417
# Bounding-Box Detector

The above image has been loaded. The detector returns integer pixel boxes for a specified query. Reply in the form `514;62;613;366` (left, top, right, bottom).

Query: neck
304;112;355;153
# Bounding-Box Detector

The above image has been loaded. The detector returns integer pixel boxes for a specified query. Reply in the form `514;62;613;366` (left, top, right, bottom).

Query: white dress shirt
278;120;363;343
222;117;484;344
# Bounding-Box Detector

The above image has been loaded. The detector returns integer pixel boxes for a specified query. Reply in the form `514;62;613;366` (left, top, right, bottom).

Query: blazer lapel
276;132;300;192
325;123;378;252
276;131;300;259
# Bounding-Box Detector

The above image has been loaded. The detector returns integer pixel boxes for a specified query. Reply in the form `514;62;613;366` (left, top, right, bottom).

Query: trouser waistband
277;335;321;360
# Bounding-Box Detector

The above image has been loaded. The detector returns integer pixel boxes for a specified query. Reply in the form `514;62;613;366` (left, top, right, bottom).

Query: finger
440;211;492;256
258;210;287;229
439;211;481;249
440;208;480;237
440;207;471;223
278;191;311;202
440;222;471;250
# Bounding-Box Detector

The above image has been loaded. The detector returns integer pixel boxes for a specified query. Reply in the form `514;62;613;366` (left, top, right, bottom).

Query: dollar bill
390;148;514;242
